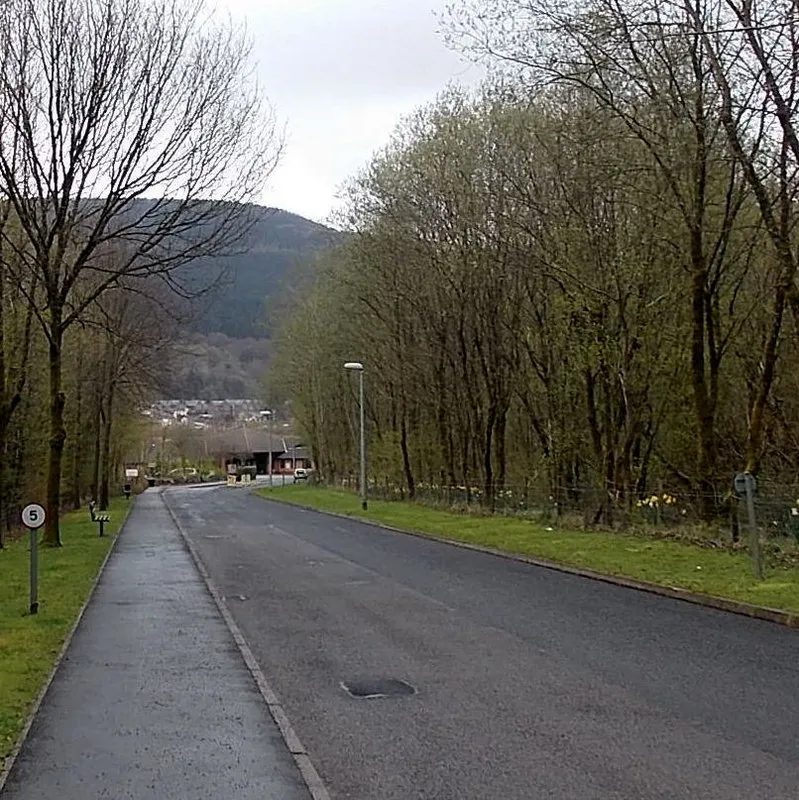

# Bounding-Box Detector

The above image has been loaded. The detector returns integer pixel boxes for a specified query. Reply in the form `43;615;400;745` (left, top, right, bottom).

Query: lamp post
260;409;273;485
344;362;367;510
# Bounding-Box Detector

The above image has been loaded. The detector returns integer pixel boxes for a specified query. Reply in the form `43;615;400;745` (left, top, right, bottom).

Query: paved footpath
1;490;311;800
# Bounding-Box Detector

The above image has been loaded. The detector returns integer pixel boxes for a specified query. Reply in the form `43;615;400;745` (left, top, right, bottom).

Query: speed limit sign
21;503;46;529
22;504;45;615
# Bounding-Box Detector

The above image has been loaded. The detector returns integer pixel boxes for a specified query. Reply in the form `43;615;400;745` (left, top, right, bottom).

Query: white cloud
218;0;483;223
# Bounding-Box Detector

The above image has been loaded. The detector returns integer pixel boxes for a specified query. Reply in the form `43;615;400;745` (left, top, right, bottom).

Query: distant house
276;446;312;473
206;427;313;474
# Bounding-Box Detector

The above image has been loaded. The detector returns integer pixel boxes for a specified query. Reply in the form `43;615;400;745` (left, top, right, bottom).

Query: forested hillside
186;208;340;340
165;207;339;398
163;334;272;399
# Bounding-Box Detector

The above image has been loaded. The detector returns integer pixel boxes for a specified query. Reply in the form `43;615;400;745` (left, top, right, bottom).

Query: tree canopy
271;3;799;525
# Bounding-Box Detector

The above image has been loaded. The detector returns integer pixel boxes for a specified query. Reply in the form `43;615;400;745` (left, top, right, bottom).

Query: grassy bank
256;485;799;614
0;498;130;767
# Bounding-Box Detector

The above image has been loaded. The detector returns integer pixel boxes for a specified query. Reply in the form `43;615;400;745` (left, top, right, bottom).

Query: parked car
293;467;309;481
169;467;198;477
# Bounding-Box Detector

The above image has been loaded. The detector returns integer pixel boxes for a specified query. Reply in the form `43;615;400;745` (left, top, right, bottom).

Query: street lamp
260;409;273;485
344;361;367;510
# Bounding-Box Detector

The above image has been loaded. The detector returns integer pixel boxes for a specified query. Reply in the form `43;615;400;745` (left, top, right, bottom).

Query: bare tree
92;280;180;509
0;0;281;544
0;210;36;545
681;0;799;472
446;0;770;516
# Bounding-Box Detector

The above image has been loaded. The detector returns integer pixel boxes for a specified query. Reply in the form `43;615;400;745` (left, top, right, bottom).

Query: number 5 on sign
21;503;45;615
22;503;46;529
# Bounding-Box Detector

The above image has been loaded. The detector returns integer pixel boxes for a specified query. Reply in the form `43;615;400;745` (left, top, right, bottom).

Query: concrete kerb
159;489;332;800
0;502;133;792
255;491;799;630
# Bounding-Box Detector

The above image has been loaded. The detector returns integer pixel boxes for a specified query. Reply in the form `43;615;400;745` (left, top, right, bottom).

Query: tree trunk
0;258;5;547
91;395;102;502
9;410;27;532
461;424;472;503
585;368;606;525
495;407;508;494
45;331;66;546
71;345;84;509
0;419;6;548
690;259;716;519
0;410;23;547
99;382;114;509
745;280;787;473
600;365;616;528
400;412;415;499
438;398;455;487
0;269;34;541
483;405;496;511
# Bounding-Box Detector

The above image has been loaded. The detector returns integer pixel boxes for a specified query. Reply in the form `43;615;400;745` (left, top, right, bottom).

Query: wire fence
328;474;799;561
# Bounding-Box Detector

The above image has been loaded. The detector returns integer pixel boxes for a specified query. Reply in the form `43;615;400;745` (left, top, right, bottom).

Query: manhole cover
341;678;416;699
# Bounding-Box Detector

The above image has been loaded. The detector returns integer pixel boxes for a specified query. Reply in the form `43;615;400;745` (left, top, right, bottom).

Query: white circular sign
21;503;46;529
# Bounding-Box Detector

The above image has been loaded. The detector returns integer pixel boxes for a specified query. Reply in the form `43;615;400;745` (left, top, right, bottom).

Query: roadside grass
0;498;130;767
256;484;799;614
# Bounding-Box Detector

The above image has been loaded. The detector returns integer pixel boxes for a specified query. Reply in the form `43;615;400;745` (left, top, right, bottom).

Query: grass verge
257;485;799;614
0;498;130;766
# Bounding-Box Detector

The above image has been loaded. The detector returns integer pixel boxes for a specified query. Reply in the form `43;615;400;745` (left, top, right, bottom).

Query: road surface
166;485;799;800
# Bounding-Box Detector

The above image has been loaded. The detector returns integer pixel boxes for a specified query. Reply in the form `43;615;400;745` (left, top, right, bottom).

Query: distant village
140;399;313;478
143;398;271;430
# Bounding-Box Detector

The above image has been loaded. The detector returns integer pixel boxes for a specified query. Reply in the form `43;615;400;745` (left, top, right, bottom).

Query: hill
159;205;340;399
159;333;272;399
187;207;341;339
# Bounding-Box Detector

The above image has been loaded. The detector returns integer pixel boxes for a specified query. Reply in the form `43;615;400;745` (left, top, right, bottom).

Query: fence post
735;472;763;579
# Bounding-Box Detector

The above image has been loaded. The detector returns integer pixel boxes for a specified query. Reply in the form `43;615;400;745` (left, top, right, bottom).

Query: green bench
89;501;110;537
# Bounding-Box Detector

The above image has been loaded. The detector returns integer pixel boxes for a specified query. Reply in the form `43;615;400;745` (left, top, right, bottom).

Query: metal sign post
733;472;763;580
21;503;46;615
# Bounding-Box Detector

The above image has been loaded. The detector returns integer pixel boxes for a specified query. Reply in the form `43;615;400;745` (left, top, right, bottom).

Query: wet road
166;485;799;800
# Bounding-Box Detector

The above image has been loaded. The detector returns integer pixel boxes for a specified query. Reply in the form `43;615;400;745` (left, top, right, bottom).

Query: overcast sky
221;0;483;225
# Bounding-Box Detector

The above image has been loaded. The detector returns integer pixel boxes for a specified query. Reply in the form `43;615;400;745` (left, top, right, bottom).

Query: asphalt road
166;485;799;800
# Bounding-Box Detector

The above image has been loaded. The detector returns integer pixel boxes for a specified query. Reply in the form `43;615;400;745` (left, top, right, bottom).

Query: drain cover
341;678;416;699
